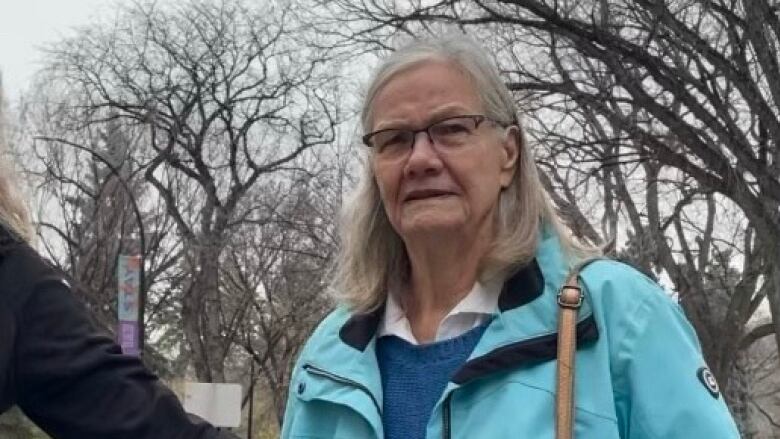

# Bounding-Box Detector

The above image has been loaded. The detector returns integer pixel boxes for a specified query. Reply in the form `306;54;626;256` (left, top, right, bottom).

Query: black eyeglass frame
361;114;512;149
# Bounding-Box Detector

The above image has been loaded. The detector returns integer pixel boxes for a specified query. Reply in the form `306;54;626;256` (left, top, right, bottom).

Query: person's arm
14;273;232;439
608;270;740;438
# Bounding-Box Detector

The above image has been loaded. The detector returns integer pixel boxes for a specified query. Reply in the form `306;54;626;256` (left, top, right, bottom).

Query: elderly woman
281;36;739;438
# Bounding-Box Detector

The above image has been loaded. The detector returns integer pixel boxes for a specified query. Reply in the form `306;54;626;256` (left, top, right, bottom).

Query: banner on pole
118;255;141;355
118;255;141;321
118;320;140;356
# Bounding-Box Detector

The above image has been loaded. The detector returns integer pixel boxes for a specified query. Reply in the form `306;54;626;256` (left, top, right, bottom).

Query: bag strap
555;269;584;439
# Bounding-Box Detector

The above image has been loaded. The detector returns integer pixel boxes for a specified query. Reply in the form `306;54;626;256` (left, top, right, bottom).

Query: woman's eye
385;133;407;145
377;131;409;151
435;122;470;135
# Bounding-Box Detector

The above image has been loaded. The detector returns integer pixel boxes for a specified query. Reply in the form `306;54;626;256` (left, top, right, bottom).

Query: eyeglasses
362;115;507;158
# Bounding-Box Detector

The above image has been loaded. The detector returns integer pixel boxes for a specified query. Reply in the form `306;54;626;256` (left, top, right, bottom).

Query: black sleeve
14;274;232;439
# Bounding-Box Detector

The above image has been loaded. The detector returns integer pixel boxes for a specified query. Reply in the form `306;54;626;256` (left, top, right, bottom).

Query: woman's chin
397;215;466;237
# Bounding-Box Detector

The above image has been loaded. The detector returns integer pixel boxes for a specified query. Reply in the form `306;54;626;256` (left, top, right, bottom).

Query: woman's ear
499;125;520;188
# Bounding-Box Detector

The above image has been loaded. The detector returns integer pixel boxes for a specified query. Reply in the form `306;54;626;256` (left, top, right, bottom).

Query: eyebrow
372;104;476;131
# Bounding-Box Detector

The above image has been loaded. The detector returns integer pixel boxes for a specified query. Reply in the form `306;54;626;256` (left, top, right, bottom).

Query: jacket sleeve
14;274;235;439
609;271;741;438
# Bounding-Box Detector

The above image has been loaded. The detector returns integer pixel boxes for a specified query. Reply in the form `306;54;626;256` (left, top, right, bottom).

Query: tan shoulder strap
555;269;584;439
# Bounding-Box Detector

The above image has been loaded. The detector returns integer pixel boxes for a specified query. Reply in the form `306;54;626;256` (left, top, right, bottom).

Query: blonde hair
333;35;599;313
0;73;34;244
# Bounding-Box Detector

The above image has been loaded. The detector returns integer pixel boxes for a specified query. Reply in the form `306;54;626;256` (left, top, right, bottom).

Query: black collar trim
338;306;383;351
338;258;546;351
498;259;544;312
451;314;599;385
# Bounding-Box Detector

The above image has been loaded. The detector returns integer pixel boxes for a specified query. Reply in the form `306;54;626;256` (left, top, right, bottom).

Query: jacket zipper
442;393;452;439
302;363;382;416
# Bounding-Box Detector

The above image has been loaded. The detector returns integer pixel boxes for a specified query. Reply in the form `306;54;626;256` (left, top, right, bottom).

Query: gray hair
332;35;598;313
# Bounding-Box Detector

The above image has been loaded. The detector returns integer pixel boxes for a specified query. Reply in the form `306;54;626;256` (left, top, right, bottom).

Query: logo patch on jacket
697;367;720;398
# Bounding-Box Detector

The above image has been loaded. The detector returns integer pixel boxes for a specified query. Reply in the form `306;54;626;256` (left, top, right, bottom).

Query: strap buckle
557;286;583;309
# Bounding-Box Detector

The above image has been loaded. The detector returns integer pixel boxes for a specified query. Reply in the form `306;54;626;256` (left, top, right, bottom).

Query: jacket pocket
284;365;381;439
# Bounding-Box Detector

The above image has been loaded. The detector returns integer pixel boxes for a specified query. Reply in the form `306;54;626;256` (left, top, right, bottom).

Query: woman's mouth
404;189;455;201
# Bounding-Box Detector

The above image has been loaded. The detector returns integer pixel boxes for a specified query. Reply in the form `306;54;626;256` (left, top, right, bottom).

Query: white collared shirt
377;274;505;345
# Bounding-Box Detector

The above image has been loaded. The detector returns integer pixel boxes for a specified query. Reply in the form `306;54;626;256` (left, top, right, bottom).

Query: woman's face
369;61;518;242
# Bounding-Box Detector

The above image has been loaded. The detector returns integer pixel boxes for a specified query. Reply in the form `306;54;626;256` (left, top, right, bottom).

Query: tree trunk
182;237;226;383
767;240;780;372
722;352;757;437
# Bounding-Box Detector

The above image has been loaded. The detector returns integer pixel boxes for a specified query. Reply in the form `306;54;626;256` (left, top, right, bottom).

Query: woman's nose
403;131;443;178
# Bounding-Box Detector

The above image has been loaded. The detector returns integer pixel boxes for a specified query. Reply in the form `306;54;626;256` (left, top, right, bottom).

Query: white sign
183;382;242;428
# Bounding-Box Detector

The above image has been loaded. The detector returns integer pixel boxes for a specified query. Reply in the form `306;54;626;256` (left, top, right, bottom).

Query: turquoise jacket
281;230;740;438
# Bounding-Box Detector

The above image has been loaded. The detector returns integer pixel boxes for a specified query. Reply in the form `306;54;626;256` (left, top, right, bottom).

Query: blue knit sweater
376;323;489;439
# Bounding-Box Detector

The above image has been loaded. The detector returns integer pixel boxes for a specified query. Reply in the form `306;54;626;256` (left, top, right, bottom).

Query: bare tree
234;172;340;424
34;0;343;383
744;336;780;436
19;92;187;374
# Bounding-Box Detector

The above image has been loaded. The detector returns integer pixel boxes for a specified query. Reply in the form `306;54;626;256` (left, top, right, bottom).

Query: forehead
369;61;482;129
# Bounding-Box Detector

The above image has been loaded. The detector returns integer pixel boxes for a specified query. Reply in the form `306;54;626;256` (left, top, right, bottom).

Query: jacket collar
451;314;598;384
339;306;384;352
333;226;599;386
339;258;545;351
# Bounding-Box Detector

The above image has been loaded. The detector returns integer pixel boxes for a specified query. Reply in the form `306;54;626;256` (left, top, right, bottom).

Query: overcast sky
0;0;111;101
